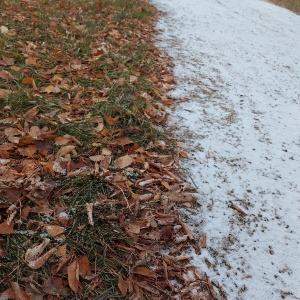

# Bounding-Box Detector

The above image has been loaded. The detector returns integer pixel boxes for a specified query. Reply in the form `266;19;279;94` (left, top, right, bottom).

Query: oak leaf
114;155;133;168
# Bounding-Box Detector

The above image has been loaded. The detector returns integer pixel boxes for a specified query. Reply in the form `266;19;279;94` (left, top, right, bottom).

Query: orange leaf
114;155;133;169
22;77;34;85
45;225;64;237
118;274;128;296
68;259;81;293
0;220;14;234
78;256;92;277
25;56;39;66
44;85;61;94
56;244;67;257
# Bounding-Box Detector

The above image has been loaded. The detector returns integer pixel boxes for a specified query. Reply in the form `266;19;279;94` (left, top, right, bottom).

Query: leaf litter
0;0;218;298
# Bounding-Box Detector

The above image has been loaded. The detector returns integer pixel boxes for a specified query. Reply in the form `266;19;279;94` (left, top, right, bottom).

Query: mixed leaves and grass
269;0;300;14
0;0;219;299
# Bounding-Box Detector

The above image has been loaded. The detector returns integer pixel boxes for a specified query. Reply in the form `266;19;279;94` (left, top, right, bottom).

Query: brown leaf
108;137;134;147
0;89;12;98
45;225;64;237
0;70;15;80
22;77;35;86
131;266;158;278
44;85;61;94
104;116;119;125
56;244;67;258
18;145;37;157
67;259;81;293
56;145;76;157
25;56;39;66
11;282;31;300
19;135;33;146
55;136;72;145
78;256;92;277
118;274;128;297
179;150;189;159
114;155;133;168
25;238;57;269
0;220;14;234
86;203;94;226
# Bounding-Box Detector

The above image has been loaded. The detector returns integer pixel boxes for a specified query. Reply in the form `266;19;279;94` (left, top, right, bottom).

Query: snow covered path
152;0;300;299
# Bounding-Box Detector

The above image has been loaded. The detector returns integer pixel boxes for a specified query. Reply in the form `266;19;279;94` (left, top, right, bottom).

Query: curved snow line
152;0;300;299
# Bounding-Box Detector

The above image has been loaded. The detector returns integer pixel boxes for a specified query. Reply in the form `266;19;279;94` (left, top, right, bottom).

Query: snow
151;0;300;299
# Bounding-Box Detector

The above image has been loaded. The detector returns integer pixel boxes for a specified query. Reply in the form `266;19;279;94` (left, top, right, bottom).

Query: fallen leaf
108;137;134;147
78;256;92;277
179;150;189;159
68;259;81;293
86;203;94;226
44;85;61;94
25;56;39;66
118;274;128;296
45;225;64;237
104;115;119;125
114;155;133;168
0;220;14;234
0;89;11;98
11;282;31;300
25;238;57;269
56;145;76;157
0;70;15;80
56;244;67;257
131;266;158;278
129;75;138;83
0;26;9;34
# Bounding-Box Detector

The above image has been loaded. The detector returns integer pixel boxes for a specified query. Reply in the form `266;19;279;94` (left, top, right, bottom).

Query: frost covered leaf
45;225;65;237
25;238;57;269
114;155;133;168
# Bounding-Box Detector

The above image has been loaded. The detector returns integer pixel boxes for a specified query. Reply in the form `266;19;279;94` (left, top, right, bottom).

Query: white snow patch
152;0;300;299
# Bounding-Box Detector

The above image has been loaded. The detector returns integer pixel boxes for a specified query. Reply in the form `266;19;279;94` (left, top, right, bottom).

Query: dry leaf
25;56;39;66
45;225;64;237
56;145;76;157
114;155;133;169
179;150;189;159
118;274;128;296
0;70;15;80
78;256;92;277
0;220;14;234
11;282;31;300
0;26;9;34
86;203;94;226
0;89;11;98
44;85;61;94
25;238;57;269
68;259;81;293
56;244;67;257
131;266;158;278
